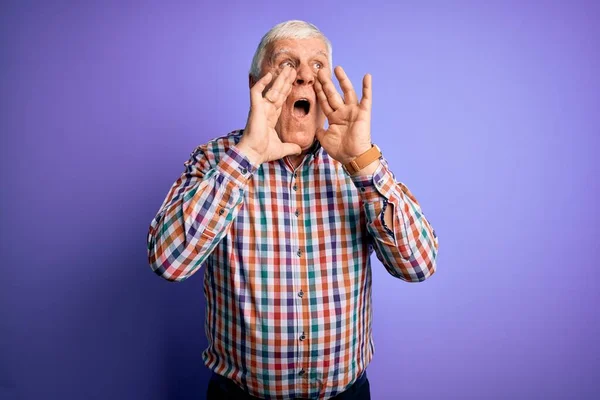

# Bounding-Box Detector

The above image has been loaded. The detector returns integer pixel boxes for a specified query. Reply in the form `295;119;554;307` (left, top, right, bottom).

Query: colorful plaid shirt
147;130;438;399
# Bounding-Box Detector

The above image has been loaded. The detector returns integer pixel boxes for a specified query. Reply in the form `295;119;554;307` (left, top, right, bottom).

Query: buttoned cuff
351;161;395;202
215;145;257;188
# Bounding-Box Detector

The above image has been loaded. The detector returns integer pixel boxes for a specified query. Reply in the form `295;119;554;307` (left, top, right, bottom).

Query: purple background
2;1;598;399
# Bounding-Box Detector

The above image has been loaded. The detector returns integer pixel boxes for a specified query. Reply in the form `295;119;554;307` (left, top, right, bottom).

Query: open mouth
293;99;311;118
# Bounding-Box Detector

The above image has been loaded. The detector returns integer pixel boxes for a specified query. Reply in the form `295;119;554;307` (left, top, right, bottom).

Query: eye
313;61;323;69
280;60;295;68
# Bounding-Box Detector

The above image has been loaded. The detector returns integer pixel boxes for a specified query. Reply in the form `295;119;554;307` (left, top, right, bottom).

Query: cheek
279;105;290;123
276;107;291;130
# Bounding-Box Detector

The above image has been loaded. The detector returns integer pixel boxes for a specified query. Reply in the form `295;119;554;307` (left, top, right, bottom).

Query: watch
343;145;382;175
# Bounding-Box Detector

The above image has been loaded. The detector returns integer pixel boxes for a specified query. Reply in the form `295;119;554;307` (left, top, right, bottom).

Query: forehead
266;37;329;59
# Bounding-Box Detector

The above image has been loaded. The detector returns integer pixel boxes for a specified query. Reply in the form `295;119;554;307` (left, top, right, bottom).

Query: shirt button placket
290;169;305;380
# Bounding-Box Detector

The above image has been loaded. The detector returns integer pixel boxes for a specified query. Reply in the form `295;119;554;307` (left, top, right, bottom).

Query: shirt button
360;187;366;192
378;179;384;186
294;210;299;217
296;250;301;257
293;185;298;191
218;209;225;215
294;173;298;178
299;333;306;341
298;290;304;298
241;168;248;174
299;369;305;376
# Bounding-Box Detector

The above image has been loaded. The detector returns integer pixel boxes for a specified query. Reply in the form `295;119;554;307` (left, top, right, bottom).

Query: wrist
236;140;264;167
339;145;372;166
342;144;382;175
352;159;380;176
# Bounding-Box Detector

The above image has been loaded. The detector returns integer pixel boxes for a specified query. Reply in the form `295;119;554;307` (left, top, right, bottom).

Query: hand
237;66;302;166
315;66;373;165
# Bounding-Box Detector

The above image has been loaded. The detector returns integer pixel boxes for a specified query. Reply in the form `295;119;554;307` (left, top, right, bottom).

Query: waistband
210;370;368;398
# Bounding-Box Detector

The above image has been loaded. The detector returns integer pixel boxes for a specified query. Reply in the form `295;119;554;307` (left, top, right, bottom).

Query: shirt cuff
215;145;257;188
351;160;396;202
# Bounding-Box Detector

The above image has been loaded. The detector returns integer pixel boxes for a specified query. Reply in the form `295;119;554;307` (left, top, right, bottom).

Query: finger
273;68;295;111
360;73;372;111
273;71;295;119
315;127;327;143
251;72;273;105
264;67;292;106
317;68;344;110
281;142;302;157
282;68;297;97
261;68;286;98
334;66;358;105
314;78;334;115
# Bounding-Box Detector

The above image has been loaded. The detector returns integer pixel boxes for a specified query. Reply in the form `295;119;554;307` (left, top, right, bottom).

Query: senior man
147;20;439;400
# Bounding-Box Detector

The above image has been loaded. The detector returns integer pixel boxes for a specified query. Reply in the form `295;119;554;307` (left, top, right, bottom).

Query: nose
295;64;315;86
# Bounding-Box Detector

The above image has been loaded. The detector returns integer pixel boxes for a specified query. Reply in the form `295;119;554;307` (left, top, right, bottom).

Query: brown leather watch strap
343;145;382;175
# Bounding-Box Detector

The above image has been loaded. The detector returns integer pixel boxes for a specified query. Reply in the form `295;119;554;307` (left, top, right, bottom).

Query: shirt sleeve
146;143;256;282
351;157;439;282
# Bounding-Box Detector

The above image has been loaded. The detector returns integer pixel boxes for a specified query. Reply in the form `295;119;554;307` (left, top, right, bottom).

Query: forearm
147;146;255;281
351;159;439;282
350;158;398;228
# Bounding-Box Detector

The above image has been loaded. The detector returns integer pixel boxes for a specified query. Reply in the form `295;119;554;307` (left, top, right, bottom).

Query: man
147;20;438;400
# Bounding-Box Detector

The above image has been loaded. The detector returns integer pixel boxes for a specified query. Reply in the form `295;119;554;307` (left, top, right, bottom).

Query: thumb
315;128;327;142
281;143;302;157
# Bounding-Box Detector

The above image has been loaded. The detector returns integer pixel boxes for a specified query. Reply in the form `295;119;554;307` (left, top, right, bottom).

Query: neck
284;138;319;169
286;153;306;169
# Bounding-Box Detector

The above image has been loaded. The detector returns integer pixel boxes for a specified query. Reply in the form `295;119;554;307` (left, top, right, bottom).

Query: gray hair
249;20;333;80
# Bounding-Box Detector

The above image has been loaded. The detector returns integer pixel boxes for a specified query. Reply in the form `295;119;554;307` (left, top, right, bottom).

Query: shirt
147;130;439;399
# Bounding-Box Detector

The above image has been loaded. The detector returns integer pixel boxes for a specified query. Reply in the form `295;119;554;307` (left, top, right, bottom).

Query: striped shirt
147;130;439;399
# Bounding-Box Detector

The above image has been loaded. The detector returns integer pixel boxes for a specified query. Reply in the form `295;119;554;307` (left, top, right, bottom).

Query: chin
276;122;315;143
282;130;317;149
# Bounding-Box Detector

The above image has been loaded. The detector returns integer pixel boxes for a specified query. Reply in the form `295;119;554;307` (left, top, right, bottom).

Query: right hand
237;66;302;166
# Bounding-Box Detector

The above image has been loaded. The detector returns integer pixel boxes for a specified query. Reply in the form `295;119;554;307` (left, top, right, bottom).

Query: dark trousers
207;371;370;400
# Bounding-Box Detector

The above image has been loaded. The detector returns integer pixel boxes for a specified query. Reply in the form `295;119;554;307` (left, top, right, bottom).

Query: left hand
315;66;372;165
